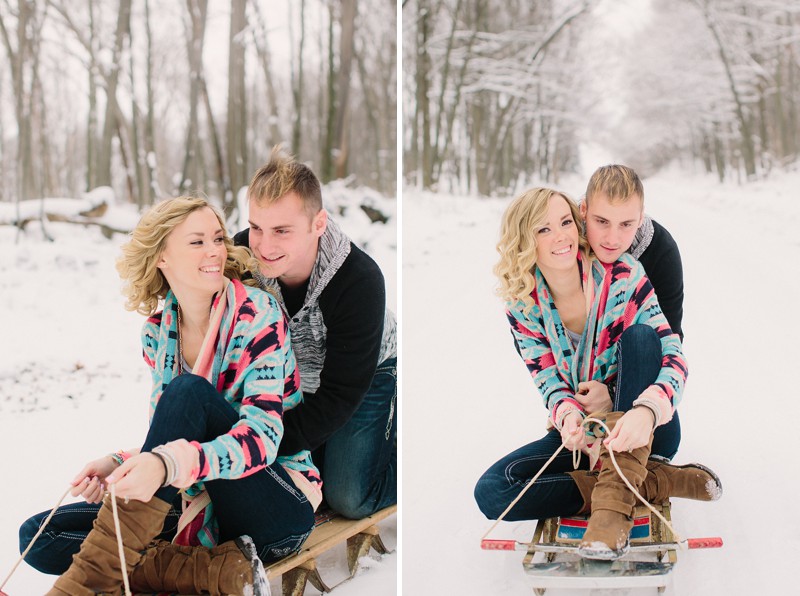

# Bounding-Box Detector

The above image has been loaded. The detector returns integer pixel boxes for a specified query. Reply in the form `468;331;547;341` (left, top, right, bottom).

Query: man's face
580;192;643;263
248;192;327;287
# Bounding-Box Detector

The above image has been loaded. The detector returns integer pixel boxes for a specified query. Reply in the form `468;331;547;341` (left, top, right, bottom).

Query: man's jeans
314;357;397;519
20;374;315;574
474;325;681;521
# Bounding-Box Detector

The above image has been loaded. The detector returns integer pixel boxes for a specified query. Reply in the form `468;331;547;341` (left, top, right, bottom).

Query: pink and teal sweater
142;279;321;544
507;253;687;428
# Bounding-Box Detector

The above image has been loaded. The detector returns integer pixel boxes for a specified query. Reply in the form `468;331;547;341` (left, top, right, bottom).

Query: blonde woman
20;197;320;595
474;188;721;560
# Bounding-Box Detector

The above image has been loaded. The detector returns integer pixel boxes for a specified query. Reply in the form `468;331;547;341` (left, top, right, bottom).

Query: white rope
482;415;684;547
0;487;72;593
1;485;134;596
109;484;132;596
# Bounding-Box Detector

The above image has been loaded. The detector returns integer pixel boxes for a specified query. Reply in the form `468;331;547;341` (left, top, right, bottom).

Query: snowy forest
0;0;397;224
403;0;800;194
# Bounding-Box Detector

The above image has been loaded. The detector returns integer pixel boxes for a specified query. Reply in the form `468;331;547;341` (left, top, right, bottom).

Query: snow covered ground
403;164;800;595
0;187;397;595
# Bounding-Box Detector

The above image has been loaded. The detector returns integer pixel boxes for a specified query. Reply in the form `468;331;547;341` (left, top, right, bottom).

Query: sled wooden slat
266;504;396;595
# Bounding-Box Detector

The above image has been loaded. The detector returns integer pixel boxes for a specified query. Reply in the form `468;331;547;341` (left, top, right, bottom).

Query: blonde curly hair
117;197;259;316
494;187;588;311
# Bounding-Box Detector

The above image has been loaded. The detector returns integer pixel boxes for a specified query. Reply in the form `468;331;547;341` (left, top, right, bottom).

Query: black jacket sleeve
278;245;386;455
638;220;684;341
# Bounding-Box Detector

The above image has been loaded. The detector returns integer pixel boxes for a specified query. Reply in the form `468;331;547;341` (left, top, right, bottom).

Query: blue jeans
474;325;681;521
314;357;397;519
20;374;315;574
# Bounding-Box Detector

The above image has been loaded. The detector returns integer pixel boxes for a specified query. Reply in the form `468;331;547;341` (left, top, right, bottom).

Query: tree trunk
96;0;132;188
418;0;432;188
333;0;355;180
181;0;208;194
291;0;306;156
226;0;247;216
144;0;157;202
252;1;282;146
87;0;98;191
201;76;229;199
699;1;757;178
322;4;336;181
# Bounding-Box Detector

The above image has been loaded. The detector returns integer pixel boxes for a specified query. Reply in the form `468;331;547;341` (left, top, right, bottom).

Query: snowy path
403;168;799;595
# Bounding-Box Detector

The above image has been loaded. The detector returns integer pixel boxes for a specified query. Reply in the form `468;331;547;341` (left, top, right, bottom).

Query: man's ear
579;200;587;220
313;209;328;238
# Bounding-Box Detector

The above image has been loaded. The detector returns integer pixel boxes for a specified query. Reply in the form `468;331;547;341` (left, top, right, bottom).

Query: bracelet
109;450;131;466
151;445;179;487
149;452;170;487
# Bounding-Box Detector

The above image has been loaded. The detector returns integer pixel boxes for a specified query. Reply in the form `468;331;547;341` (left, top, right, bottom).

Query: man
581;164;684;340
576;164;684;458
235;149;397;519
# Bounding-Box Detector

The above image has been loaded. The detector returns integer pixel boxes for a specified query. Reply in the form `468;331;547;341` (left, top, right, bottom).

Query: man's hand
604;407;655;452
560;411;588;451
70;456;119;503
575;380;612;414
106;453;165;502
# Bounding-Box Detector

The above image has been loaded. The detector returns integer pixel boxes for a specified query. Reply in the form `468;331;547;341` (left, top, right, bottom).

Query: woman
20;197;319;595
473;188;721;560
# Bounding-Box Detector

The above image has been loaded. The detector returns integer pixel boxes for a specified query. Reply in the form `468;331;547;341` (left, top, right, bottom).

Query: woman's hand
70;456;120;503
604;407;655;452
575;381;612;414
560;411;588;451
106;453;166;502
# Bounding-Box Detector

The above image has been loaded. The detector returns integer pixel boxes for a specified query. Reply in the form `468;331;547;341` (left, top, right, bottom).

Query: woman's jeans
20;374;315;575
474;325;681;521
313;357;397;519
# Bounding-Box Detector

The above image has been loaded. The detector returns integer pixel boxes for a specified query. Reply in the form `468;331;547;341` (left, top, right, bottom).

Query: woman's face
534;194;580;275
157;207;228;298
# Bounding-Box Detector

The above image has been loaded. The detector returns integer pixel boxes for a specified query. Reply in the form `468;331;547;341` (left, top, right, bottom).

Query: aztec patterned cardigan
507;252;687;429
142;279;321;545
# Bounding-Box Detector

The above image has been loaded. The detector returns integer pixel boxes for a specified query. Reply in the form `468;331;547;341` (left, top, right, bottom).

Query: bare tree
180;0;208;194
226;0;247;215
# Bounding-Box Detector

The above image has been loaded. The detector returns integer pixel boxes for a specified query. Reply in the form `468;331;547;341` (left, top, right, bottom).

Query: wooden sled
524;502;678;595
266;504;397;595
483;500;722;595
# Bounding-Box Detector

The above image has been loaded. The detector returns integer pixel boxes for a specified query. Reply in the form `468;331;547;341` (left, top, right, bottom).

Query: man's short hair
248;147;323;217
585;164;644;205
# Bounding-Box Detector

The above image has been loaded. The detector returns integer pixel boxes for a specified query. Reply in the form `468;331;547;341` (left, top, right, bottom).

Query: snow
403;164;800;595
0;187;396;595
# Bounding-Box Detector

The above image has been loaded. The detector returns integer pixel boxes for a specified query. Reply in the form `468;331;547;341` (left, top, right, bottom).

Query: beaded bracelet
109;450;131;466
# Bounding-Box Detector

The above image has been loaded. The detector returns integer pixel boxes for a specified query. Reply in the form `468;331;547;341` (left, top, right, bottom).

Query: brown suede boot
578;411;653;560
642;459;723;504
567;460;723;513
129;535;269;596
45;494;171;596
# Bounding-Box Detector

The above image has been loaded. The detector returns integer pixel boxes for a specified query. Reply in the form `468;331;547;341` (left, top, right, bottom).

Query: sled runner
265;503;397;595
482;501;722;595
